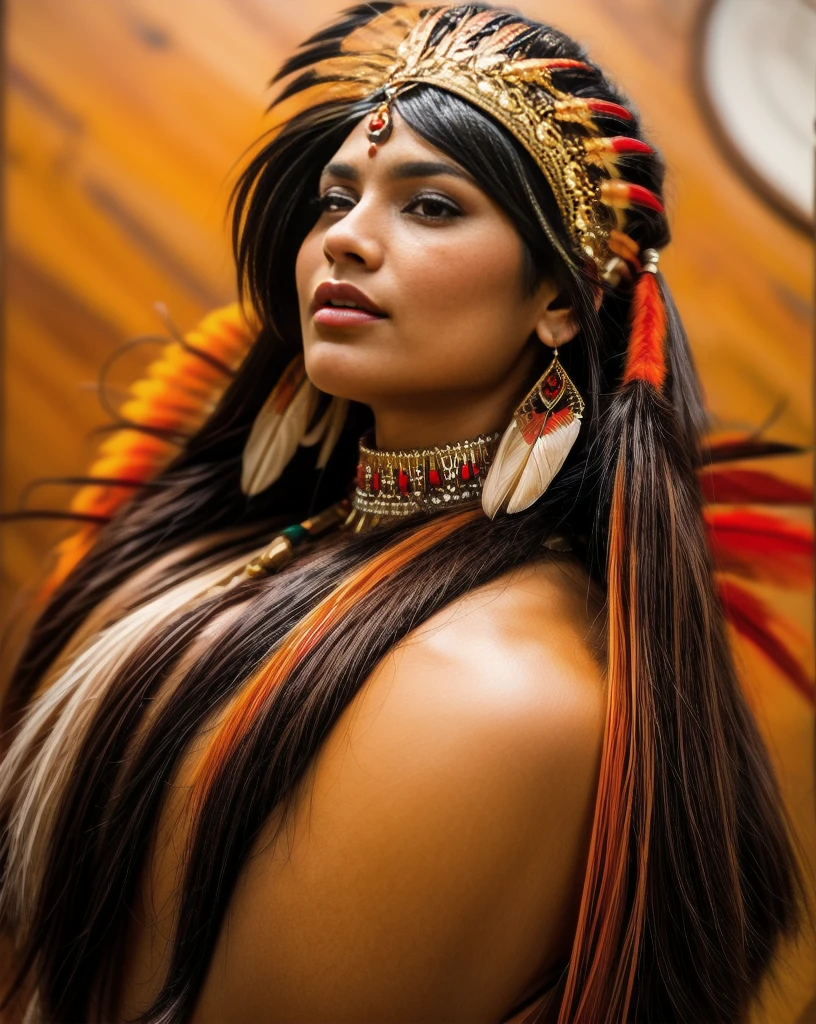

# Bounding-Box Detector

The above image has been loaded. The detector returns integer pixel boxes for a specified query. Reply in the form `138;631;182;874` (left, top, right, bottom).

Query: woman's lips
313;306;388;327
310;279;388;326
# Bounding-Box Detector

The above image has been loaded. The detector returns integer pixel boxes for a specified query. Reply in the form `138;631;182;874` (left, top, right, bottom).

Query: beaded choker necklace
343;428;502;533
212;429;501;591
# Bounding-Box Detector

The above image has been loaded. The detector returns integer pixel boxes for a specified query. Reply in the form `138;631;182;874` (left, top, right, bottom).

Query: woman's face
295;105;565;446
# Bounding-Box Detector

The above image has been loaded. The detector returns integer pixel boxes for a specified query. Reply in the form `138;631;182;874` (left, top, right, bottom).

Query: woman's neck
366;378;532;451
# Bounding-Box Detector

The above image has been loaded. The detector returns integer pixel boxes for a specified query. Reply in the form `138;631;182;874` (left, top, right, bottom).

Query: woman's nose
322;199;384;270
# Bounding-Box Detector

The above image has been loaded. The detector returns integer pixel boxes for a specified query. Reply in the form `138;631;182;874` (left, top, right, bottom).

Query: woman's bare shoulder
194;553;608;1023
401;549;608;698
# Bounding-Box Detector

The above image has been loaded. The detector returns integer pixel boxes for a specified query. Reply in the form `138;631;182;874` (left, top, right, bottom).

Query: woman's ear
534;281;603;348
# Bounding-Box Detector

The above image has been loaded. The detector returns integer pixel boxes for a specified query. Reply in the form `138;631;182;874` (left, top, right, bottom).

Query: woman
0;3;809;1022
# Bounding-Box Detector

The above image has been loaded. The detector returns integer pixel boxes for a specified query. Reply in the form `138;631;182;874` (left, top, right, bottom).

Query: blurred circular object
695;0;815;232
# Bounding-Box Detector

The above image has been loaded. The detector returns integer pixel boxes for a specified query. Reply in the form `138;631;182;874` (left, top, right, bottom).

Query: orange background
2;1;814;1020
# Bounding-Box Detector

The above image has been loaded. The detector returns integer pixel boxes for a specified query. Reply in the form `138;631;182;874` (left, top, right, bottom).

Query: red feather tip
553;97;633;129
584;99;633;121
608;137;652;156
585;136;653;156
538;58;594;71
600;180;665;214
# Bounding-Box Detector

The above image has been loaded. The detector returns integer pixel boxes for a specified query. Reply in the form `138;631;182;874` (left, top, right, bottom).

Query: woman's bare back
111;550;607;1023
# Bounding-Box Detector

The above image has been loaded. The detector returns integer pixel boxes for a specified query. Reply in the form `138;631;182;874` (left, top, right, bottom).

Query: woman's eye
314;191;461;221
316;191;354;213
406;194;462;220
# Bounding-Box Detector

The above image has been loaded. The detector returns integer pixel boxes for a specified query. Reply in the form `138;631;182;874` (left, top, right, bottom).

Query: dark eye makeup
311;188;462;221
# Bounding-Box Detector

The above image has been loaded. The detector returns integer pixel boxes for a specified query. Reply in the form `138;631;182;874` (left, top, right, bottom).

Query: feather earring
481;346;584;518
241;354;350;496
241;355;312;496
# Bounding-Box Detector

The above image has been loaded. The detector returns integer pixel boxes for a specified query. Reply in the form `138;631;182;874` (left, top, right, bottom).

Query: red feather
600;180;665;214
717;577;814;704
699;430;813;700
705;508;813;588
584;98;633;121
553;97;632;130
699;467;812;505
504;57;594;78
583;137;654;175
539;58;593;71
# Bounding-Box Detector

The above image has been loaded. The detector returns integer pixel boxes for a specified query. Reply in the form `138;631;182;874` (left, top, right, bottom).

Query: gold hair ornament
267;5;664;279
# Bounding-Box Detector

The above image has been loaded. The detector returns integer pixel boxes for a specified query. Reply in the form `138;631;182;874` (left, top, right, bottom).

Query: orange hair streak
622;272;667;390
191;506;483;815
559;457;654;1021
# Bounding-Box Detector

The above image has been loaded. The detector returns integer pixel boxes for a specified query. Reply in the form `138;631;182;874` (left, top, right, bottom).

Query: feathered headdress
237;2;669;506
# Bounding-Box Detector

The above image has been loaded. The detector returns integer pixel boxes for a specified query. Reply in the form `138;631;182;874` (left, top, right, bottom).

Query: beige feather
480;418;530;519
300;393;334;447
506;414;580;513
241;367;319;497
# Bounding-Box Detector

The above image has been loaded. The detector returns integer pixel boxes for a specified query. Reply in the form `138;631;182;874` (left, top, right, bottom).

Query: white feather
241;376;318;497
506;415;580;513
480;418;530;519
300;395;333;446
0;544;271;937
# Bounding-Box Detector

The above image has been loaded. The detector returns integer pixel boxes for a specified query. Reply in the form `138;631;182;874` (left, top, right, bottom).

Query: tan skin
295;107;595;448
109;111;608;1023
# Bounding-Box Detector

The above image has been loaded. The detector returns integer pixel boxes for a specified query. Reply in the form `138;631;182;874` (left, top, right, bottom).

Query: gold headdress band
268;4;665;282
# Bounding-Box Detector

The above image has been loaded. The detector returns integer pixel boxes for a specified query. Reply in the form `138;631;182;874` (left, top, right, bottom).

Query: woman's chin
304;342;393;403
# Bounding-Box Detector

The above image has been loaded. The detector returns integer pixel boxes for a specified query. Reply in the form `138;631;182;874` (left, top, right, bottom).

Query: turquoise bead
281;523;308;546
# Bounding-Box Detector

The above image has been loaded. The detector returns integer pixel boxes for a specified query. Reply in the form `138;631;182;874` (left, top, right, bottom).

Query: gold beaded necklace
212;429;502;591
344;428;501;533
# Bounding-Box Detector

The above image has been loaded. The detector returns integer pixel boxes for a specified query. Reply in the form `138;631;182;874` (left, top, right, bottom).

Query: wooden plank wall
2;1;814;1021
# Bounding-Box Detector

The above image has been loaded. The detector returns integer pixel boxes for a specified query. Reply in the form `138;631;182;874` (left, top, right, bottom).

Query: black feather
269;2;400;85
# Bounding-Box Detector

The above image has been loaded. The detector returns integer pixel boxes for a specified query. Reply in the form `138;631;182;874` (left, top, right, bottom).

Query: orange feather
35;302;258;600
622;272;667;388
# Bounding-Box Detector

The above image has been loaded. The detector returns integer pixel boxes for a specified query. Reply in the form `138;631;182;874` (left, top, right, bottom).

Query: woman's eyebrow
321;160;475;183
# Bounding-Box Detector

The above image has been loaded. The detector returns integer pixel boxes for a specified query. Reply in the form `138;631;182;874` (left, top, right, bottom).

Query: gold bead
258;537;293;569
